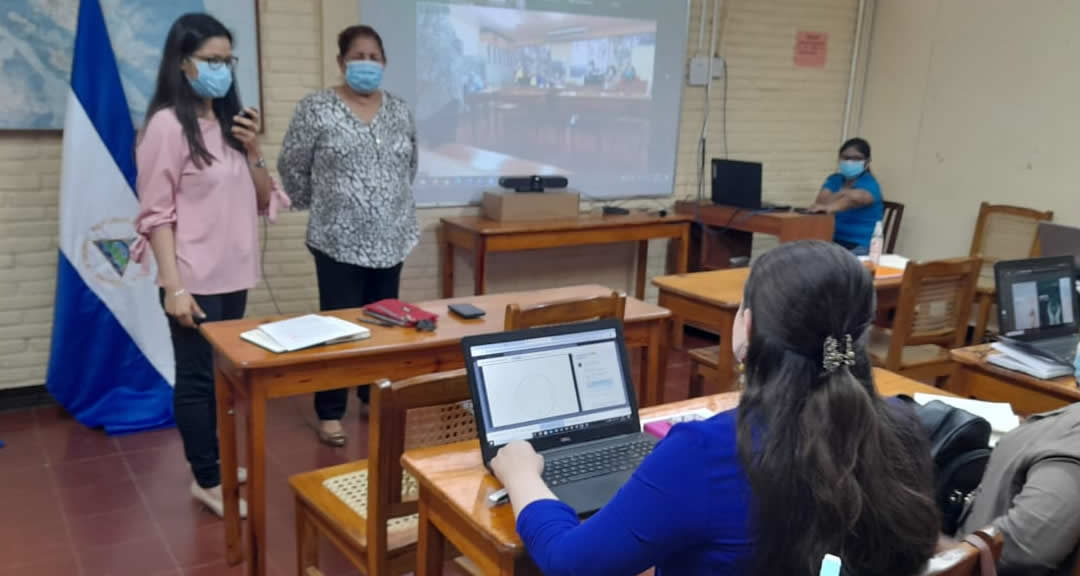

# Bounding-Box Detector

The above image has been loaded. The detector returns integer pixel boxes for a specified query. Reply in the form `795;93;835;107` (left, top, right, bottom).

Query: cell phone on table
448;303;486;319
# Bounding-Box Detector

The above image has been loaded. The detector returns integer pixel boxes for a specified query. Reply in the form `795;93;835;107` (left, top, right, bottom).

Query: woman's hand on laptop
492;441;555;517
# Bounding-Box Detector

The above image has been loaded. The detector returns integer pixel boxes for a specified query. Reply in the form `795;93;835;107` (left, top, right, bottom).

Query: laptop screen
465;323;636;457
997;257;1078;338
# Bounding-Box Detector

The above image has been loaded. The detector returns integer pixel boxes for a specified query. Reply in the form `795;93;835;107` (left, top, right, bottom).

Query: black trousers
163;289;247;489
310;247;403;420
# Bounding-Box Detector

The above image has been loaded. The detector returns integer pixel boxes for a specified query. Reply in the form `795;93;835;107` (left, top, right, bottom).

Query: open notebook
241;314;371;353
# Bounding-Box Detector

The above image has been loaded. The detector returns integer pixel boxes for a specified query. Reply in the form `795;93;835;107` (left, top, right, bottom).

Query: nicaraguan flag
47;0;175;434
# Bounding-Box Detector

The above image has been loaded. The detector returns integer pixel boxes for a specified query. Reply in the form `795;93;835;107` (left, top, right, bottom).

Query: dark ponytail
735;241;938;575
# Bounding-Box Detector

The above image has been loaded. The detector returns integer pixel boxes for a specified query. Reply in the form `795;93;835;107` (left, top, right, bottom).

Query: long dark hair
736;241;938;575
840;137;872;160
146;13;243;168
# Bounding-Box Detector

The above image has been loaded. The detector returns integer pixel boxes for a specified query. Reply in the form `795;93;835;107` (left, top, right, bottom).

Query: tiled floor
0;336;711;576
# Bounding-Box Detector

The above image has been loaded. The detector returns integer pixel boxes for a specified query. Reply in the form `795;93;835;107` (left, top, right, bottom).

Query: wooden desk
949;345;1079;414
201;285;671;576
402;369;947;576
441;214;691;300
652;266;903;357
674;201;834;271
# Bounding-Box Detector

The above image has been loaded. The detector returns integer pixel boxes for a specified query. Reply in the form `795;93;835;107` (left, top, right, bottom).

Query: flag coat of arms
48;0;175;434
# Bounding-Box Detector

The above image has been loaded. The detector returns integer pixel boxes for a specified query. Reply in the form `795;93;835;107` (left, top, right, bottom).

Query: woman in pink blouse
134;13;285;517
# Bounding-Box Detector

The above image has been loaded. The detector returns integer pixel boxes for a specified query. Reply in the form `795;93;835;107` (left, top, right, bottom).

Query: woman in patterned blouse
278;25;419;446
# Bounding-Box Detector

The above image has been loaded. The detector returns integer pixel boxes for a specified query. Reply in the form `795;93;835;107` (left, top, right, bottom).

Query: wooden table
652;266;904;357
201;285;671;576
949;345;1079;414
441;214;691;300
674;201;834;271
402;368;948;576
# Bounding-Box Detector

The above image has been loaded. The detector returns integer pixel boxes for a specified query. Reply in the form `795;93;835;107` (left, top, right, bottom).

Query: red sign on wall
794;31;828;68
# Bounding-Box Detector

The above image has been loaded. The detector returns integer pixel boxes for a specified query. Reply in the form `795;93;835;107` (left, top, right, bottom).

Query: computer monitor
711;159;762;210
1038;222;1080;272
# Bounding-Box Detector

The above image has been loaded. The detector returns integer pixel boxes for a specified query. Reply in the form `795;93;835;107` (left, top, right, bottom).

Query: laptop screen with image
466;326;635;449
997;257;1078;338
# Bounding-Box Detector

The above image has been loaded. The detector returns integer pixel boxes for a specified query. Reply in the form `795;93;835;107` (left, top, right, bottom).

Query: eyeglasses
190;56;239;71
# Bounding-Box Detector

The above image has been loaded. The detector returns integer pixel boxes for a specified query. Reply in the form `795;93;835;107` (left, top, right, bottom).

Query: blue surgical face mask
345;60;384;94
838;159;866;179
187;59;233;100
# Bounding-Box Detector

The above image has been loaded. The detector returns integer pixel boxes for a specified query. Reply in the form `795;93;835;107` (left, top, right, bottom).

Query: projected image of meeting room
417;4;655;174
362;0;686;204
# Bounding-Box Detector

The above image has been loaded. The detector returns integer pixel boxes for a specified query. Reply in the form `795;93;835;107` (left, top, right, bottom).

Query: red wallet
362;299;438;327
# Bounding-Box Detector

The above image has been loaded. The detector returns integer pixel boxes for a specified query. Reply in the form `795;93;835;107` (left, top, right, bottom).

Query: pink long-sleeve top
134;109;288;295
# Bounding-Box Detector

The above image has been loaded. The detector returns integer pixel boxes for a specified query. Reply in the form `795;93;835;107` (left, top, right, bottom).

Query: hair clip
822;334;856;374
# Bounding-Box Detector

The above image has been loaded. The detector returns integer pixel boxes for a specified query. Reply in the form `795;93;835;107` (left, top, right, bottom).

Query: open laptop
462;319;656;515
1038;222;1080;272
995;256;1080;366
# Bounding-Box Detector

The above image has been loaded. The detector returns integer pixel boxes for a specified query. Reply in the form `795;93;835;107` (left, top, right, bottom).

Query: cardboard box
481;189;580;221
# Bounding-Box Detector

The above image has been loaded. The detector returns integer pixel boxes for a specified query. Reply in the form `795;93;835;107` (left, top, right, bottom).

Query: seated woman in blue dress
491;240;939;576
808;138;884;255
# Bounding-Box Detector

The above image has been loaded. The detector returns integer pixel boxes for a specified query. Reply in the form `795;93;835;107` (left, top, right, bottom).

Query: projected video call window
359;0;689;205
1010;277;1075;331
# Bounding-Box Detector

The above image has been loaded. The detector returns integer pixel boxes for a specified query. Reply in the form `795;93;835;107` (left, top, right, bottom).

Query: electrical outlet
688;55;710;86
688;55;725;85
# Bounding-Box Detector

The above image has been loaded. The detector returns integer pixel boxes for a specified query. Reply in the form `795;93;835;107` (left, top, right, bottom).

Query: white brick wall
0;0;857;390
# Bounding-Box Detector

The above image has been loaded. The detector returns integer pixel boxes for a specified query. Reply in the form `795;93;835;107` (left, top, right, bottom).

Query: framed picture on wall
0;0;263;131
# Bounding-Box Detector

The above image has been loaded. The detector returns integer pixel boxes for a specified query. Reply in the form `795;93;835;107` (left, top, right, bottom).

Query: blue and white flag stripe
47;0;174;434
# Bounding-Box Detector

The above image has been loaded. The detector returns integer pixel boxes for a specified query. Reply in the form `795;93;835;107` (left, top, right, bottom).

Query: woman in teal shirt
809;138;884;254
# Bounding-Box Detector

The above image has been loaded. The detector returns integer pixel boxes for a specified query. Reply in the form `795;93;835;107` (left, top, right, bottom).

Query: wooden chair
505;291;626;330
883;200;905;254
969;202;1054;341
290;370;476;576
869;257;982;384
687;345;739;397
922;526;1004;576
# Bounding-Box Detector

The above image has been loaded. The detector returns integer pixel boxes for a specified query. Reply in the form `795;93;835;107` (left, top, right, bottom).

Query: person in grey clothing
278;24;419;447
959;403;1080;575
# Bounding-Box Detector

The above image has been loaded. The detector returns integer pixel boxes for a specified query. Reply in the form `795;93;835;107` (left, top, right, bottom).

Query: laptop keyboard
542;439;654;487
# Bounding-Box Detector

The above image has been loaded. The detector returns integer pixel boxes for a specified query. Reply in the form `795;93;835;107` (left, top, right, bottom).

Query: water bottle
868;220;885;267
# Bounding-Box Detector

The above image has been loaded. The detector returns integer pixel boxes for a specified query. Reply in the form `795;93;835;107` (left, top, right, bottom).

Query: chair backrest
505;291;626;330
883;200;905;254
969;202;1054;283
922;526;1004;576
367;369;475;575
887;257;982;368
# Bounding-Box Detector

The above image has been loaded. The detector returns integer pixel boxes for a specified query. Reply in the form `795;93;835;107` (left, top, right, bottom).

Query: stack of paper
241;314;371;353
988;342;1073;380
912;393;1021;446
640;408;715;439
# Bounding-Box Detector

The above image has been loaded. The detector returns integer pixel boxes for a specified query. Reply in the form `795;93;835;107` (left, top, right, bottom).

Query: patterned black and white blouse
278;89;419;269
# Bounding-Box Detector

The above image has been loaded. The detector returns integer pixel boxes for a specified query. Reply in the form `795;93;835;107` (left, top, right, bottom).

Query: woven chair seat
323;468;420;533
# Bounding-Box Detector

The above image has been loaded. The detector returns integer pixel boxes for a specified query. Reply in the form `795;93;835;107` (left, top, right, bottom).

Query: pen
486;488;509;507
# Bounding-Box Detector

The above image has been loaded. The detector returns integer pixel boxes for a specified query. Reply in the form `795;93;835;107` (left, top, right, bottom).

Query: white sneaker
191;481;248;519
237;467;248;484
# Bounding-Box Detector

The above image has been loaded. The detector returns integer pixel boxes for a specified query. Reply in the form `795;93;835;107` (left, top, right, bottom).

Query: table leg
215;366;242;565
972;293;993;344
713;311;737;393
296;499;319;576
473;237;487;296
634;240;648;300
442;235;455;299
675;224;690;274
246;383;268;576
643;319;667;406
417;494;446;576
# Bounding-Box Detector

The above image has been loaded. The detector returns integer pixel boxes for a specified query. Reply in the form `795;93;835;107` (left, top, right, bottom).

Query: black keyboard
542;439;654;487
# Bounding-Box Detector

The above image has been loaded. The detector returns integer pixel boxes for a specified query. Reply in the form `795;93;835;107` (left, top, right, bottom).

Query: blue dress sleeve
822;173;844;192
516;425;713;576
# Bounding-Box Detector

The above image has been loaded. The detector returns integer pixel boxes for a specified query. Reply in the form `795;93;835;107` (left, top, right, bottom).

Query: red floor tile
77;535;178;576
0;427;47;470
183;560;246;576
0;408;36;433
68;502;157;551
164;521;246;569
115;426;181;453
38;421;120;462
0;547;79;576
125;442;190;478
